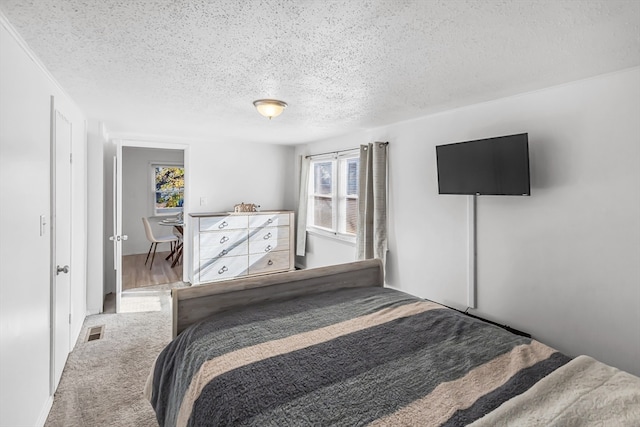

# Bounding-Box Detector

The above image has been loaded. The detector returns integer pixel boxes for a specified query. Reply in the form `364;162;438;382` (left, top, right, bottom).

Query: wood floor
122;251;182;290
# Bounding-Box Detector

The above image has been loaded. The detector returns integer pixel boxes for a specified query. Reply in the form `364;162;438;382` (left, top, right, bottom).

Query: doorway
110;140;189;313
121;147;184;291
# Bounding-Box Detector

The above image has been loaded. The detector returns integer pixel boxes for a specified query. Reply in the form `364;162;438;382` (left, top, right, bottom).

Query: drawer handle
265;245;272;252
263;232;272;239
218;221;228;229
220;236;229;243
219;249;228;257
267;259;273;266
218;266;228;274
267;218;273;224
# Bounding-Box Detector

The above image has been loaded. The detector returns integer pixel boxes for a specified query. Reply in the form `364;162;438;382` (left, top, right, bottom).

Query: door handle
56;265;70;275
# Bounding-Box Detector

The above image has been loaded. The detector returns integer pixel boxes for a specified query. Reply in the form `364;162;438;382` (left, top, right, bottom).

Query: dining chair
142;217;179;270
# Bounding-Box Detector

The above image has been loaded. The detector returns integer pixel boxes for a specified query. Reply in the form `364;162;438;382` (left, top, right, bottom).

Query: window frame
150;162;185;216
306;151;359;243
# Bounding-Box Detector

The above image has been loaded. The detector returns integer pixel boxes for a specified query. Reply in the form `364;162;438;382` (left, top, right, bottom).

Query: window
152;164;184;215
307;153;359;239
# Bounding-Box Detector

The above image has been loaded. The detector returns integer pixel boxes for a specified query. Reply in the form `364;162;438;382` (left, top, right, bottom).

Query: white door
111;152;126;313
113;155;121;312
51;106;72;392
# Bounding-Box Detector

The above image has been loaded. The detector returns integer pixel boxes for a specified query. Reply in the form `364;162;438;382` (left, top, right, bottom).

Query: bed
145;259;640;426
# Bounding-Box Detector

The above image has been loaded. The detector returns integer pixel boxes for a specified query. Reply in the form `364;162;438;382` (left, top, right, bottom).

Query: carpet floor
45;290;175;427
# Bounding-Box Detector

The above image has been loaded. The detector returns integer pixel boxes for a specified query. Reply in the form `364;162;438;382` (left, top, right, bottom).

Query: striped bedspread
145;287;637;426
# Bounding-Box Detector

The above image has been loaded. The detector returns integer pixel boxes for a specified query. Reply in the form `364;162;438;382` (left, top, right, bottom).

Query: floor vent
86;325;105;342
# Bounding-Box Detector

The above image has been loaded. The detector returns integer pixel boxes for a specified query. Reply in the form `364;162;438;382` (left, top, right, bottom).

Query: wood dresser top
189;210;292;218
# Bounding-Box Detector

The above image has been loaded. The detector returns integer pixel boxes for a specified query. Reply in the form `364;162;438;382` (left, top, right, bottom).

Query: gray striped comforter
146;287;572;426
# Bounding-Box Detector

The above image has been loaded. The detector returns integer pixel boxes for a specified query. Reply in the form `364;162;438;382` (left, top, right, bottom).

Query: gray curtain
356;142;388;262
296;155;311;256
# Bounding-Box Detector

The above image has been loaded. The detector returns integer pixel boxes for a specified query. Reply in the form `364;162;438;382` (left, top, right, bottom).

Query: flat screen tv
436;133;530;196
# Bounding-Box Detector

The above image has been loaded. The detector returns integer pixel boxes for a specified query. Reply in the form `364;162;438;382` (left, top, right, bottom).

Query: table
159;219;184;267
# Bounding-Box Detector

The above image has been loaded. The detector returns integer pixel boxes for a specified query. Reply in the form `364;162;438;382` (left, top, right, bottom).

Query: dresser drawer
248;251;290;275
248;225;289;242
199;242;248;259
199;255;248;282
248;236;289;255
248;213;290;229
199;229;248;256
200;215;247;231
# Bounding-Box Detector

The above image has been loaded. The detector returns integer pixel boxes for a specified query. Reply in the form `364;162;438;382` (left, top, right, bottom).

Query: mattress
145;286;640;426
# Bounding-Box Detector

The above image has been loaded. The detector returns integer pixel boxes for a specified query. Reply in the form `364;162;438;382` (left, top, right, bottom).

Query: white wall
187;139;296;215
0;18;88;427
122;147;184;256
86;120;105;314
294;67;640;377
69;108;87;349
298;232;358;269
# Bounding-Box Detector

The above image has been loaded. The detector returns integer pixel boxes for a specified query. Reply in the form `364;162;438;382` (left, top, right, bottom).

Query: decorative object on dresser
233;202;259;213
189;211;294;284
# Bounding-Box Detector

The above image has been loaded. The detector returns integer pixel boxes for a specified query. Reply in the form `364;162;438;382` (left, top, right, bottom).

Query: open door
109;152;127;312
50;99;72;392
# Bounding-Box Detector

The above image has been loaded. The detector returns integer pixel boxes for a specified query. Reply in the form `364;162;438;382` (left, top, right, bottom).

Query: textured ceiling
1;0;639;145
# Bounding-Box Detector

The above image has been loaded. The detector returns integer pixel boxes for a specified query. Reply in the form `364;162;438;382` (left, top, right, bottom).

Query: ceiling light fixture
253;99;288;120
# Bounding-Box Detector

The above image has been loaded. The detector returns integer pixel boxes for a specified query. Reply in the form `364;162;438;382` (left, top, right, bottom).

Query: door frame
113;139;189;312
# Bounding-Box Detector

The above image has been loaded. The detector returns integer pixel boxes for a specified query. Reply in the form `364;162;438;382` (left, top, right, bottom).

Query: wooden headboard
172;258;384;337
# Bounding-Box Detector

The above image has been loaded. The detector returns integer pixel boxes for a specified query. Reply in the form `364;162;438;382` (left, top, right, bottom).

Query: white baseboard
36;395;54;427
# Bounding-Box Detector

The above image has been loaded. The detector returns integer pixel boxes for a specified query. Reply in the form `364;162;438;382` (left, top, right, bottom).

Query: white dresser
189;211;295;284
